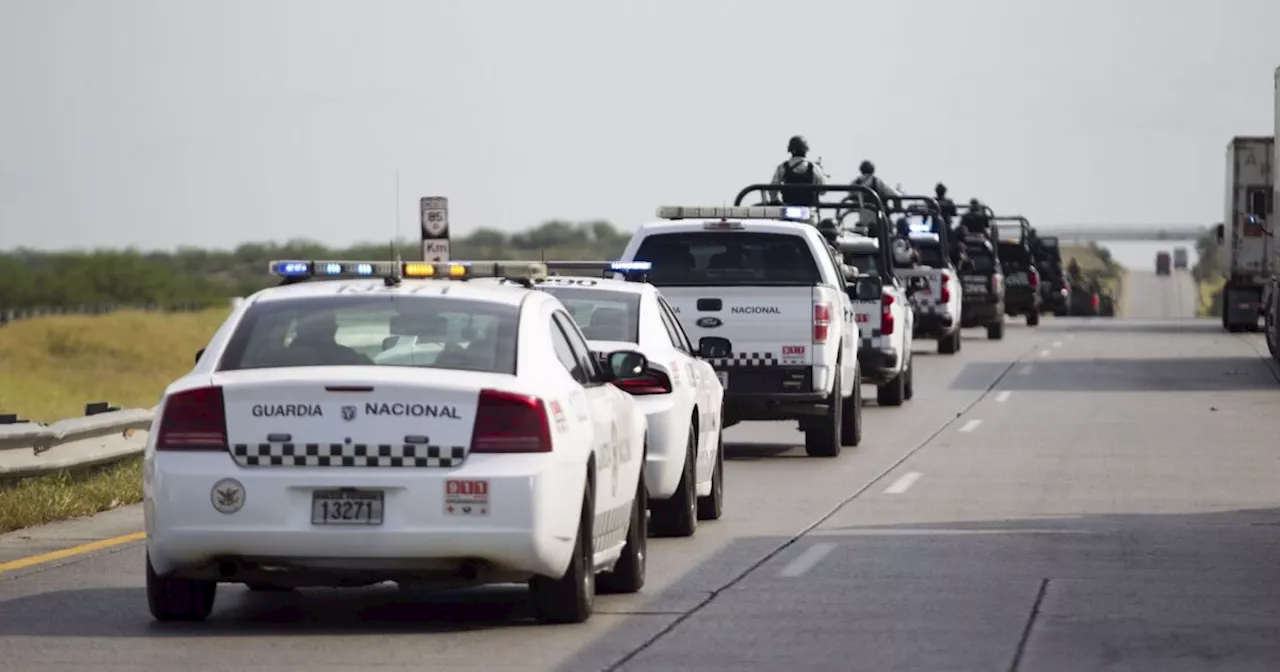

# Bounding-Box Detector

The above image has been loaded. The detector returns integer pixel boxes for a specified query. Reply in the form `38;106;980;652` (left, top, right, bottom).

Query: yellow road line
0;531;145;574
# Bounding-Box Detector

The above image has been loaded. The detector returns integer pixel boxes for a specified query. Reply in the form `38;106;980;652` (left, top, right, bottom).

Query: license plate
311;489;384;525
964;284;987;293
716;370;729;388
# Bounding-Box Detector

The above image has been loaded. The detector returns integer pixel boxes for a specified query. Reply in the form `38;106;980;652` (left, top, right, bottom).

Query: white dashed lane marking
884;472;923;494
778;542;838;577
959;419;983;433
996;390;1011;402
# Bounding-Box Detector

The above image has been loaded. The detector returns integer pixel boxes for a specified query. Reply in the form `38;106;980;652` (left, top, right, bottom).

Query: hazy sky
2;0;1279;251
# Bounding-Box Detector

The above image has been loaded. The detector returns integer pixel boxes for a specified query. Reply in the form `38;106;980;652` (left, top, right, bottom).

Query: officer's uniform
769;157;829;205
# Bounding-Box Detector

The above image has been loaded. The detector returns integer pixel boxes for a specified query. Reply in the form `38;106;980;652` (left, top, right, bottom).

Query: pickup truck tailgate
664;287;816;366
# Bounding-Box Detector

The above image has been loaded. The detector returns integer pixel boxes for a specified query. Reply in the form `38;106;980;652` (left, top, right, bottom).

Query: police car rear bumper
961;302;1002;327
857;348;899;383
1003;290;1040;315
913;313;955;337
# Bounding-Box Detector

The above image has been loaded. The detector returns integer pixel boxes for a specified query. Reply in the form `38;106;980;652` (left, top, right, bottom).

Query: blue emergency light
610;261;652;272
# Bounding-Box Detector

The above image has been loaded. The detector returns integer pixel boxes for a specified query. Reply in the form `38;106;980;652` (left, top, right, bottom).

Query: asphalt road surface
3;269;1279;671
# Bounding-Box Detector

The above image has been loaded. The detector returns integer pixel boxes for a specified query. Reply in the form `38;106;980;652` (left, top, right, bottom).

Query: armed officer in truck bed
769;135;829;206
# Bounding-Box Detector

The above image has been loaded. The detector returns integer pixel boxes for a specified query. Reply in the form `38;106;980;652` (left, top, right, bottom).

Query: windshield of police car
535;286;641;342
217;295;519;374
634;231;821;286
842;251;878;276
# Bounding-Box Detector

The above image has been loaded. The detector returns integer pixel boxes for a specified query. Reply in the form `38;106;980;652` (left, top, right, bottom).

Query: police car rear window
913;243;945;268
843;252;878;275
534;286;641;343
218;296;519;374
998;242;1032;266
634;232;821;286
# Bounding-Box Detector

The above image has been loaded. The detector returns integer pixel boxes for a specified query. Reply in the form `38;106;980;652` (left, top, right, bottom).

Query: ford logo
696;317;723;328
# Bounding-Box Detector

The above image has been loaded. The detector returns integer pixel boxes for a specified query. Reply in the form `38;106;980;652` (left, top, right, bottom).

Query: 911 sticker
445;479;489;516
781;345;806;364
549;400;569;433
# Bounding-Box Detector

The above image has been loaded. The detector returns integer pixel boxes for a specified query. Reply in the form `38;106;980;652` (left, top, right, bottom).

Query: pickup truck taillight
1028;269;1039;289
991;274;1003;294
940;273;951;303
881;294;895;335
813;302;831;344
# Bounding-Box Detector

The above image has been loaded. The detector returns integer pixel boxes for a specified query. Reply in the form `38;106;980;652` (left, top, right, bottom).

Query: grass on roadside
0;456;143;535
1060;242;1126;297
0;308;230;422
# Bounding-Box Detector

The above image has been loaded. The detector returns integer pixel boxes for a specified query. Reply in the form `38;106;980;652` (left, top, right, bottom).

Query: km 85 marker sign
420;196;450;262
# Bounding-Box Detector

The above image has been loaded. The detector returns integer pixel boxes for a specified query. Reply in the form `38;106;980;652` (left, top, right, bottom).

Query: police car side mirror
194;348;205;365
604;350;648;381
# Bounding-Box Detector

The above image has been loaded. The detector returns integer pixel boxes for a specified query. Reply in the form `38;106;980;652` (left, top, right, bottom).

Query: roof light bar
541;260;653;273
656;205;813;221
266;260;548;282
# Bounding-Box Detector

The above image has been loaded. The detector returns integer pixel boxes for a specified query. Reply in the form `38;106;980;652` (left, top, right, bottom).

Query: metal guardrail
0;404;155;479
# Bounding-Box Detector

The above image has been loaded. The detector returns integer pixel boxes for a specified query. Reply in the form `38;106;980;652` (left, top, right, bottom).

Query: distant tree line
0;220;632;310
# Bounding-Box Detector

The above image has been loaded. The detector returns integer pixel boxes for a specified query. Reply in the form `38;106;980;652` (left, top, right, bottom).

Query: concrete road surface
2;271;1278;671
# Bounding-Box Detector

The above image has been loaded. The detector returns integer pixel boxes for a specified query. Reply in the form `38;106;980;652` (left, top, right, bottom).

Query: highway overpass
1033;224;1209;242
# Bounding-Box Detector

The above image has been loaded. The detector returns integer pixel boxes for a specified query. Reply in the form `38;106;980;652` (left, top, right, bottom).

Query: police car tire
805;370;842;457
1027;309;1040;327
839;366;862;447
146;552;216;622
650;426;698;537
530;480;595;624
697;428;725;521
598;471;648;595
987;320;1004;340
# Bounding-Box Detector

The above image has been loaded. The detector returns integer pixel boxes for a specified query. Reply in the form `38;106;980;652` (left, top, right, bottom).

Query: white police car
483;261;725;538
143;260;650;624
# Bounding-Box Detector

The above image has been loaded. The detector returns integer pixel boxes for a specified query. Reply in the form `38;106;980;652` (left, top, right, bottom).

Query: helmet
935;182;947;196
859;160;875;175
969;198;981;208
787;135;809;156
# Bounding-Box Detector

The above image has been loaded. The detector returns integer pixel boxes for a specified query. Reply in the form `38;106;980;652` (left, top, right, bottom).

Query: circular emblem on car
696;317;723;328
210;478;246;515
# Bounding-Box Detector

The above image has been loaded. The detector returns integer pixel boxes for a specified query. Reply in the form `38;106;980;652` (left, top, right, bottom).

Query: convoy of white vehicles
144;181;1067;625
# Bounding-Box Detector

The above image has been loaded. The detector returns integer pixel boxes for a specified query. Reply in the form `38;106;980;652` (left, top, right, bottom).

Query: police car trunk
897;234;953;317
627;220;823;397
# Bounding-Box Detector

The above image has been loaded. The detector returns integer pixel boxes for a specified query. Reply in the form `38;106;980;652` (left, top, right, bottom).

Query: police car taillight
614;368;673;395
157;386;228;451
1028;269;1039;289
881;294;895;335
940;273;951;303
470;389;552;453
813;302;831;343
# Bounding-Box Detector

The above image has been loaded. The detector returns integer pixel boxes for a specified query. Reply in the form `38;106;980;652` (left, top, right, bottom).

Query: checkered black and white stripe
230;442;467;467
706;352;778;367
858;324;891;350
910;292;947;314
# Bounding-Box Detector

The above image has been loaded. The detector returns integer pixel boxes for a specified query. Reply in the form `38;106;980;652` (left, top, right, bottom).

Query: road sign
420;197;450;261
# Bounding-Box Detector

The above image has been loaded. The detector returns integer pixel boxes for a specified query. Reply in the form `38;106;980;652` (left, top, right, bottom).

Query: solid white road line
883;471;923;494
996;390;1012;402
778;542;838;578
959;419;983;433
1018;364;1033;375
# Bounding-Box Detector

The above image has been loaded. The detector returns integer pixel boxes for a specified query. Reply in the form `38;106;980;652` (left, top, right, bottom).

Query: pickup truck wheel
696;427;724;521
904;356;914;400
530;480;595;623
805;370;843;457
938;331;958;355
987;320;1004;340
147;553;216;622
840;365;862;446
876;364;906;407
1027;309;1040;326
649;427;697;538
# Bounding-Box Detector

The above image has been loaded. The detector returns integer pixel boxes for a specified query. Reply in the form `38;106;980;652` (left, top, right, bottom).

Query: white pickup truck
616;205;862;458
